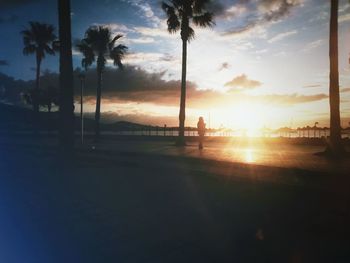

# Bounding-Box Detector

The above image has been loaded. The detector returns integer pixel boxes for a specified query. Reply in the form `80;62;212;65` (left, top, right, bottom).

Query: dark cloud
0;60;9;66
223;0;302;36
0;14;18;24
222;19;260;36
207;0;226;16
76;66;196;106
223;21;259;36
209;0;250;18
224;74;262;90
218;62;231;71
0;67;329;109
160;54;176;62
77;67;327;108
259;0;302;22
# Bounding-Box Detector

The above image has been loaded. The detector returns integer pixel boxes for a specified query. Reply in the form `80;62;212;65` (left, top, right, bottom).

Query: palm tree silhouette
21;22;57;112
77;26;128;141
328;0;344;155
58;0;75;152
162;0;215;146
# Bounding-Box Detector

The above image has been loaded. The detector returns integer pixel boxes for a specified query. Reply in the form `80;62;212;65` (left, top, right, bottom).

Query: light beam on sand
244;149;255;163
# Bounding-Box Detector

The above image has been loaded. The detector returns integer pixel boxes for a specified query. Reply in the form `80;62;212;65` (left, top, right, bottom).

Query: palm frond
52;40;60;52
187;26;195;42
181;25;195;41
44;45;55;55
85;26;111;54
162;2;180;33
23;44;36;55
109;34;123;50
76;40;95;70
193;12;215;27
21;21;57;60
110;44;128;69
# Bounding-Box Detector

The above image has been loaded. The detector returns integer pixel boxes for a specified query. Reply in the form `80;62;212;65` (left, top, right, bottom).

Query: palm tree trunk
35;54;41;90
34;54;41;112
95;68;102;141
177;39;187;146
58;0;75;153
328;0;343;154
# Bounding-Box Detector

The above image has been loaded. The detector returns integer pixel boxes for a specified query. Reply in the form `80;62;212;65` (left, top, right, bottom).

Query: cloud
0;14;18;24
122;0;161;26
123;52;177;65
339;13;350;23
341;88;350;93
224;74;262;90
259;93;328;105
303;84;321;88
0;67;330;112
218;62;231;71
255;49;268;54
134;26;173;38
206;0;226;16
258;0;303;21
223;0;303;37
222;20;261;37
339;2;350;13
0;60;9;66
268;30;297;43
219;3;248;20
128;37;155;44
302;39;324;52
91;23;132;34
73;66;198;106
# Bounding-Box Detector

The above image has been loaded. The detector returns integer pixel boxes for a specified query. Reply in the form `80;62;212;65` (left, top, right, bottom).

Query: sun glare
213;102;266;137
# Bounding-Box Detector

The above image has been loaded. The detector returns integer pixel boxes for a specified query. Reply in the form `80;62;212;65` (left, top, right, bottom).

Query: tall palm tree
328;0;344;155
58;0;75;153
21;22;57;112
77;26;127;141
162;0;214;146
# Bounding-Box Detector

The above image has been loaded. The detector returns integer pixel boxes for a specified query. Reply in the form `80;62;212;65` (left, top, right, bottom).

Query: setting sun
209;102;266;136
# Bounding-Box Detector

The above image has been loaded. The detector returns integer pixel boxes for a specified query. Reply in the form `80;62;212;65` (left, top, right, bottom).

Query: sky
0;0;350;130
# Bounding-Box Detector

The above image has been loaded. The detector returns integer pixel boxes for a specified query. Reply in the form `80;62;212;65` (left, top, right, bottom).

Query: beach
1;136;350;262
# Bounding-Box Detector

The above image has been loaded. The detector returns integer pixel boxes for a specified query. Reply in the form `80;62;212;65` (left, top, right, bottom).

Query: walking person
197;117;206;150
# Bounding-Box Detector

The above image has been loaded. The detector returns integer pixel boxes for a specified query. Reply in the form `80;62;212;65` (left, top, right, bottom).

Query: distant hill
0;103;162;132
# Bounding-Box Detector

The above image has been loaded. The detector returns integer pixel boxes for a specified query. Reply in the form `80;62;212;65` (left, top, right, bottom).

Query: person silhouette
197;117;206;150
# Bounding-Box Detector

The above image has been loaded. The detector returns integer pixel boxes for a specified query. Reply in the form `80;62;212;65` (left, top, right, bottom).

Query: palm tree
21;22;57;112
328;0;344;155
77;26;127;141
58;0;75;153
162;0;215;146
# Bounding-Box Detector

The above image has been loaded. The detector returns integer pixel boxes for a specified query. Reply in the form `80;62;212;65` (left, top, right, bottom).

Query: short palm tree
21;22;57;112
328;0;344;155
162;0;215;146
77;26;128;140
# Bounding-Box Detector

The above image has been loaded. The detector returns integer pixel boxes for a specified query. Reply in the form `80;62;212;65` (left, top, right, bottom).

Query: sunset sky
0;0;350;129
